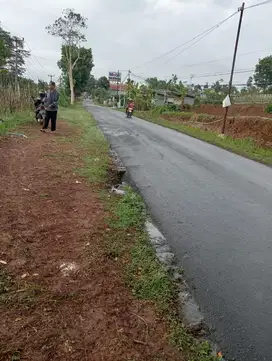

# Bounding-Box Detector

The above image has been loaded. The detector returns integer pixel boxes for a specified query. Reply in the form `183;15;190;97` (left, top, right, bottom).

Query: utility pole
14;37;21;91
116;70;120;106
221;2;245;134
48;74;55;82
127;69;131;100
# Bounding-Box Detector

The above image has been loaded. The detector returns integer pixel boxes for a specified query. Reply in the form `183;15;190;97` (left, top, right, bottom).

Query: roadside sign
222;95;231;108
109;71;121;82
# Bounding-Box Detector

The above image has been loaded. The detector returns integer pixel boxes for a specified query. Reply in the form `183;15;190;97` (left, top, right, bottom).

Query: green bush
265;104;272;114
58;87;70;107
151;104;180;115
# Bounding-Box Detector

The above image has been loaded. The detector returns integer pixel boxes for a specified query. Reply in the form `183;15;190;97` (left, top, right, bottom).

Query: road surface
86;102;272;361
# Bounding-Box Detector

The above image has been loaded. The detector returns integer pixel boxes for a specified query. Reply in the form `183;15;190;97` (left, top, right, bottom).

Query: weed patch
0;112;33;135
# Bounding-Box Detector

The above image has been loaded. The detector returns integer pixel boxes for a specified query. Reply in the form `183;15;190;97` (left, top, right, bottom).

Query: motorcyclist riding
126;99;135;116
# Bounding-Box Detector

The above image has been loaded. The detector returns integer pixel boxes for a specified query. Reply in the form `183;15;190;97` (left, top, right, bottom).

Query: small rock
23;188;30;191
178;291;204;332
0;260;7;265
75;180;81;184
156;252;175;266
33;273;39;277
111;187;125;195
21;273;29;279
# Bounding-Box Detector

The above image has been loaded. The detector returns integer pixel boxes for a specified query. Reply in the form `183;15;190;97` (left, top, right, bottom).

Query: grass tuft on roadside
134;110;272;165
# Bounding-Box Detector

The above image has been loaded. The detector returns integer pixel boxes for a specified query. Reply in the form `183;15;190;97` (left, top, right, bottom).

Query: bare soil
0;122;183;361
161;113;272;148
194;104;272;118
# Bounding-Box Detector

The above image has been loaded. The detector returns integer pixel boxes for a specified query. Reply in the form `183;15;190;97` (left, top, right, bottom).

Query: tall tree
46;8;88;104
254;56;272;91
86;75;96;93
0;26;30;75
58;45;94;96
0;38;10;67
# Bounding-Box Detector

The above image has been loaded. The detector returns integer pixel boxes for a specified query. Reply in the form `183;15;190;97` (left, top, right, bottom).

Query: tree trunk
68;63;75;105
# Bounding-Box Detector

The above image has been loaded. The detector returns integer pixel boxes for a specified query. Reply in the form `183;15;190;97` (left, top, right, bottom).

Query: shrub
265;104;272;114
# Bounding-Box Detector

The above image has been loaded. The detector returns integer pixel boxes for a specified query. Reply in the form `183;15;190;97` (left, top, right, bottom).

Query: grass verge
0;111;33;135
63;105;218;361
134;110;272;166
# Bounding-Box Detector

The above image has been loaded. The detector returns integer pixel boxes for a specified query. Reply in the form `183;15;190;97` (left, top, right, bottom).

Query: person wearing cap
41;81;59;133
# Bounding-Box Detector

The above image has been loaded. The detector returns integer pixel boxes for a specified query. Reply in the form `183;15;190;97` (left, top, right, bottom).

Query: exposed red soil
0;122;183;361
161;114;272;148
193;104;272;118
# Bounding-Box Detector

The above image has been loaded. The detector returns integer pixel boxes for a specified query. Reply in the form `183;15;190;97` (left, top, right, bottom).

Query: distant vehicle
126;107;133;118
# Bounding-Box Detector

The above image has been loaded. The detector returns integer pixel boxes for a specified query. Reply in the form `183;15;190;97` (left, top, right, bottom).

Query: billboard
109;71;121;82
109;83;127;91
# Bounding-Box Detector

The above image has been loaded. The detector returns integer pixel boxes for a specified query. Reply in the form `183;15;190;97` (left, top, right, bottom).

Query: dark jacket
44;90;59;111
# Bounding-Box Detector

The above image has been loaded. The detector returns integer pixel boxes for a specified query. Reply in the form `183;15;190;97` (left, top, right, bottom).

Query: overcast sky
0;0;271;86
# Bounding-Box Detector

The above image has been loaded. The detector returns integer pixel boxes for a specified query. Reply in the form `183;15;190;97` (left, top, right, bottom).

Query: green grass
60;106;109;184
0;111;33;135
106;189;216;361
134;111;272;166
60;105;218;360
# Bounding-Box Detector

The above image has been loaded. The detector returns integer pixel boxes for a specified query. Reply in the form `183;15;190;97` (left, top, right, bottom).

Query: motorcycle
33;97;46;125
126;107;133;118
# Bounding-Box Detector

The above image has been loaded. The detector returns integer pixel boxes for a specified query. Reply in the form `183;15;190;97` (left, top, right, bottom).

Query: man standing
41;81;59;133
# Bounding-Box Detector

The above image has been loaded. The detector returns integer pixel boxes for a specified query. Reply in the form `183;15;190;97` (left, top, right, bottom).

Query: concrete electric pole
221;2;245;134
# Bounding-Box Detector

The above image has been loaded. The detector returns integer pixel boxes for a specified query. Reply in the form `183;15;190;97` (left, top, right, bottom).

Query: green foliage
0;26;30;75
58;45;94;96
58;87;70;107
96;76;110;90
126;81;154;110
113;188;146;229
0;111;32;134
254;56;272;91
151;105;180;115
265;104;272;114
0;38;10;67
46;9;88;104
60;106;109;183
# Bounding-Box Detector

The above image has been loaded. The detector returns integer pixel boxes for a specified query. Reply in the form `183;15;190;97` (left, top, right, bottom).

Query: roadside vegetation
0;105;220;360
63;105;219;361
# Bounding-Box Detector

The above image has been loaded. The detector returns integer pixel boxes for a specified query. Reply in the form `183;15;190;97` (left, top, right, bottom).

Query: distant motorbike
126;107;133;118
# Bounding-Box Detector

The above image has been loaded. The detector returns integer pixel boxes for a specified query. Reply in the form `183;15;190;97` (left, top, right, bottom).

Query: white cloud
1;0;271;86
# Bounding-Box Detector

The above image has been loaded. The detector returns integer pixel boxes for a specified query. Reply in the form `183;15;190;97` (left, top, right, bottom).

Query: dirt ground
161;113;272;148
0;122;183;361
194;104;272;118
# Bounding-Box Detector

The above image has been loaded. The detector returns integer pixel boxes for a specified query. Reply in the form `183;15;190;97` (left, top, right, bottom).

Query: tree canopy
96;76;110;90
46;9;88;104
254;55;272;91
58;45;94;96
0;26;30;75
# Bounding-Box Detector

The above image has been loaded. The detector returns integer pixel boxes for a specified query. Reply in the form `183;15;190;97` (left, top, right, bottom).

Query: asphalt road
86;102;272;361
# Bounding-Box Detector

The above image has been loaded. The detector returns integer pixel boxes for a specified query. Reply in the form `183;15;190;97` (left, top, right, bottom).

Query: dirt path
0;121;182;361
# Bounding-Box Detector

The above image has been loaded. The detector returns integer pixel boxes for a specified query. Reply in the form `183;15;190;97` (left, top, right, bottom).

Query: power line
245;0;272;9
131;10;239;70
178;48;272;69
132;68;254;83
165;11;238;64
